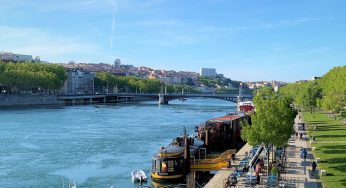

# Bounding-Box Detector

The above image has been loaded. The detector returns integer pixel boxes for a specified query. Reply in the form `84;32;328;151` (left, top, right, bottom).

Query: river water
0;99;236;188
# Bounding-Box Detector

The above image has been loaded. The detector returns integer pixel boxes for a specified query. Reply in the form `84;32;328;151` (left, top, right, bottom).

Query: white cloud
0;25;100;62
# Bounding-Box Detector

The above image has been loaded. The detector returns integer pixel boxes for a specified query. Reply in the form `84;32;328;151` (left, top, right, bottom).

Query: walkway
280;114;324;188
203;143;253;188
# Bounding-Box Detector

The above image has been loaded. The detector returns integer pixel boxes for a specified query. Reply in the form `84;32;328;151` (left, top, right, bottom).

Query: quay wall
0;95;64;107
0;95;156;107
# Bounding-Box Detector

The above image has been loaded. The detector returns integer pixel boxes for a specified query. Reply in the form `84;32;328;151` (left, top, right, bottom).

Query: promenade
203;114;324;188
280;114;323;188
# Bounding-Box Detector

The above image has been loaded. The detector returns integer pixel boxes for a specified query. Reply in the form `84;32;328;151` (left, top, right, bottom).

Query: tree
280;66;346;118
0;61;66;93
241;88;297;176
319;66;346;117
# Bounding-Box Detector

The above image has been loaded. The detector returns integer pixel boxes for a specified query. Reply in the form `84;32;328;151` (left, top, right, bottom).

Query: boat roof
208;114;242;123
153;137;205;158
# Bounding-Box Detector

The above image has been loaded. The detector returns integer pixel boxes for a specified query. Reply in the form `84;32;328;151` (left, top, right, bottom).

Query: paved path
280;114;324;188
204;143;253;188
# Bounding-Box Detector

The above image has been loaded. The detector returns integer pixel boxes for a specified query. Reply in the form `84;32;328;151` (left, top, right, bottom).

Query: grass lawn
303;111;346;188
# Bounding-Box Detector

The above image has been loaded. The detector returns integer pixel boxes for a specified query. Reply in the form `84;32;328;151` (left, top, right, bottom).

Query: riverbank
302;111;346;188
0;94;64;107
0;94;155;107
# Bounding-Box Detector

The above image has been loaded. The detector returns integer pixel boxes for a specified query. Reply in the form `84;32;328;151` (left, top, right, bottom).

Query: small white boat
131;169;147;183
69;180;76;188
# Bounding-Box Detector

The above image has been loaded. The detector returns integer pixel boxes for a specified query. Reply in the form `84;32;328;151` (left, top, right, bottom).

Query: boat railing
191;149;236;165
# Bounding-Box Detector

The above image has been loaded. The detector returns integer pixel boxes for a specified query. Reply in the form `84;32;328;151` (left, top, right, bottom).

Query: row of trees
95;72;200;94
198;75;241;88
241;87;297;176
0;61;67;93
280;66;346;117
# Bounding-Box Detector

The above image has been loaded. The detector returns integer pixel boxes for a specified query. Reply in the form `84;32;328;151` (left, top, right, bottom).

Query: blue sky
0;0;345;82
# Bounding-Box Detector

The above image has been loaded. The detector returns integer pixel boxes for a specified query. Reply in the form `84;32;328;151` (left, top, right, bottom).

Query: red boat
238;101;255;113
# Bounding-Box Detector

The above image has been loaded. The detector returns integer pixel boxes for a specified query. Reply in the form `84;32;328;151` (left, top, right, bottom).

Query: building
0;51;33;62
63;69;95;94
201;68;217;77
114;59;121;67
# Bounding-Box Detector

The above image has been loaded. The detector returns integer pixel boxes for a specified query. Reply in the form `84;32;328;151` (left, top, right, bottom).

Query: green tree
241;88;296;176
319;66;346;117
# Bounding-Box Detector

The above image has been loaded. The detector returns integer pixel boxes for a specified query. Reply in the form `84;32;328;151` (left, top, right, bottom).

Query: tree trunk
267;144;270;177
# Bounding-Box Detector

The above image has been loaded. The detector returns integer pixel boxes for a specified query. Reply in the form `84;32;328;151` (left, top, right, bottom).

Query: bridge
57;93;253;105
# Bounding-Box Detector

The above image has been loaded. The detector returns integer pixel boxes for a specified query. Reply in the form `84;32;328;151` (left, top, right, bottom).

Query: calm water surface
0;99;236;188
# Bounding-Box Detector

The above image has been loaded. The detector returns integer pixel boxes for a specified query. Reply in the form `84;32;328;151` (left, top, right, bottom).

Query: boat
131;169;148;183
197;114;249;151
68;180;76;188
151;129;204;183
237;101;255;113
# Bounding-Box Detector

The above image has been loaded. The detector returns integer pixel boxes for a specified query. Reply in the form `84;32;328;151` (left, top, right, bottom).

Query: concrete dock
203;143;253;188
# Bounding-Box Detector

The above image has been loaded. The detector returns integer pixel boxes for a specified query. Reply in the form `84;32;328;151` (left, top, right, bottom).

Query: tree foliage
0;61;67;92
241;88;296;147
280;66;346;117
95;72;200;94
279;81;322;112
198;76;240;88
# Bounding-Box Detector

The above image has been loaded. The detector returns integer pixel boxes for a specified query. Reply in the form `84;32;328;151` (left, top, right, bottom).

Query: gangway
190;149;236;171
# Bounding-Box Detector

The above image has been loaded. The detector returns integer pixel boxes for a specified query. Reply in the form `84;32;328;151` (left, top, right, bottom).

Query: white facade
200;68;217;77
114;59;121;67
0;51;33;62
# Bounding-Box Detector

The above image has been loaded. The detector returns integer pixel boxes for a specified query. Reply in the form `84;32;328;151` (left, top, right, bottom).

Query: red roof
209;115;241;122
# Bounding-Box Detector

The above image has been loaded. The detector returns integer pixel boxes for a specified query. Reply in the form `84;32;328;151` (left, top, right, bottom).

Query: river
0;98;236;188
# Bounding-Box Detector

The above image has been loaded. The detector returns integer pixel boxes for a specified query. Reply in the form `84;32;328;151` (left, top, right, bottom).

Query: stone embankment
0;94;64;107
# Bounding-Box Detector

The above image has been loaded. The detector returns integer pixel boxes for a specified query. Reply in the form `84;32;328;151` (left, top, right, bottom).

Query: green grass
303;111;346;188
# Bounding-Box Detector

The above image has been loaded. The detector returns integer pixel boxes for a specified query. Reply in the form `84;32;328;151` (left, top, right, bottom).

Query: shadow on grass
331;165;346;174
322;149;346;155
315;134;346;139
318;145;346;150
340;178;346;187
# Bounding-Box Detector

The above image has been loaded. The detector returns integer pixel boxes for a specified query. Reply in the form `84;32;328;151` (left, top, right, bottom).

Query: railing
190;149;236;171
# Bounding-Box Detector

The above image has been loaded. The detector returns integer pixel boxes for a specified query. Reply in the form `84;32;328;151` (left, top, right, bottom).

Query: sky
0;0;345;82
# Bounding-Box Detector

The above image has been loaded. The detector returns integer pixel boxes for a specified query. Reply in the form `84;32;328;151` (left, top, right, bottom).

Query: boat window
161;161;168;172
174;160;179;171
155;160;160;172
168;160;174;172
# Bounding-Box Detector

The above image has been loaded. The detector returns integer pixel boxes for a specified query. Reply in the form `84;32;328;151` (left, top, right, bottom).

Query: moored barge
151;131;204;183
197;114;250;151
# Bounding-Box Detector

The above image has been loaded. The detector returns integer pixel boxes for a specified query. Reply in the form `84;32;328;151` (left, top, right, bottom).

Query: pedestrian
311;161;317;176
301;148;307;162
300;132;303;139
295;131;298;138
256;172;260;184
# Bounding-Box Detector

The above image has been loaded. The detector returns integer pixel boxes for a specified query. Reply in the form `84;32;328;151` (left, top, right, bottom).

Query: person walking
301;148;307;163
311;161;317;176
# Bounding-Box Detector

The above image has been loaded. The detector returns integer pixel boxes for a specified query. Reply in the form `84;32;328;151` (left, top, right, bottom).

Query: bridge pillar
158;94;168;104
